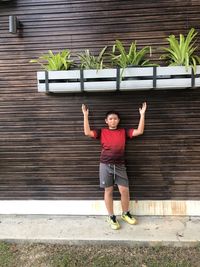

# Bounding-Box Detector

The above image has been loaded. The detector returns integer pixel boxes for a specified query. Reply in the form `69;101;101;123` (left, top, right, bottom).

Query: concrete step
0;215;200;246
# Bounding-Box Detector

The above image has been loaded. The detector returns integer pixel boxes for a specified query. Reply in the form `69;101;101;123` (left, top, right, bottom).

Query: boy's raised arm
82;104;95;137
132;102;147;137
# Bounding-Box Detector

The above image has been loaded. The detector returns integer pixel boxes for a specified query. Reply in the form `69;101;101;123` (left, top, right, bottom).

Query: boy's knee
119;185;129;195
104;186;113;195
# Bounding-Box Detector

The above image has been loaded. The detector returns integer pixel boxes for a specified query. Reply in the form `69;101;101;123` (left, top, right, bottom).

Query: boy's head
105;111;120;129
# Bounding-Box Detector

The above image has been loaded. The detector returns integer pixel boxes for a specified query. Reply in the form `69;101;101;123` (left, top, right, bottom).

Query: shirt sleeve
91;129;101;139
126;128;134;139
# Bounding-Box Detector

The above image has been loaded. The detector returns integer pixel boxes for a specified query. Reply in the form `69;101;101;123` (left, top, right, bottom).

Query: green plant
160;28;200;72
77;46;107;70
111;40;152;69
30;49;73;70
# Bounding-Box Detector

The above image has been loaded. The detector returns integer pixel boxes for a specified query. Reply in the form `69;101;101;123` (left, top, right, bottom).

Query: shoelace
110;215;117;223
125;212;132;219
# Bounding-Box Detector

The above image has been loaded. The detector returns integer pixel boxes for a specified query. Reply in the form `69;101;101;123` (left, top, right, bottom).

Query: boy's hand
139;102;147;115
82;104;89;116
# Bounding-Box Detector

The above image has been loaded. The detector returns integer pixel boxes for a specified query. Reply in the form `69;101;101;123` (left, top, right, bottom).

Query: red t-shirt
92;128;134;164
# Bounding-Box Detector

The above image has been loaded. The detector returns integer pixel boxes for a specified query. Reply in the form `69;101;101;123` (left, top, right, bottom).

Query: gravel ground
1;242;200;267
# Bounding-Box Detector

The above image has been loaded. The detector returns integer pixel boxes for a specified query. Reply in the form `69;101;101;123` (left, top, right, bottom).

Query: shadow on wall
0;0;17;7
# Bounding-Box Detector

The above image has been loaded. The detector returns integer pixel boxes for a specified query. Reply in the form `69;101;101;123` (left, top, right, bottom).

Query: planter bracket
153;66;157;89
116;67;120;90
45;71;49;94
191;69;195;88
80;69;84;91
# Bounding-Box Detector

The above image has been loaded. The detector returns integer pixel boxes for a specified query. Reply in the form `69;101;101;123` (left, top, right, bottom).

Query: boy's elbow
84;131;93;137
137;129;144;136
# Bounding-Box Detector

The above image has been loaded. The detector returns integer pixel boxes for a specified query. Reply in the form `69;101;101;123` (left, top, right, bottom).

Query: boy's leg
99;163;120;229
105;186;120;230
118;184;137;225
118;185;130;212
100;163;115;215
104;186;114;215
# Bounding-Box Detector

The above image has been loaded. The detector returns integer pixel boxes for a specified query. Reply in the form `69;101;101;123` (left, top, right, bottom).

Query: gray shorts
99;163;129;188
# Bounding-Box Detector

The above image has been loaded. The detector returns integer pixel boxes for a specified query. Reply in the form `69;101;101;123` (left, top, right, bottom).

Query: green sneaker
107;215;120;230
121;211;137;225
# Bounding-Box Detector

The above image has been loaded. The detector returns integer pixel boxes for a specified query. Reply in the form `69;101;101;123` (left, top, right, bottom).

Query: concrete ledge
0;215;200;247
0;200;199;216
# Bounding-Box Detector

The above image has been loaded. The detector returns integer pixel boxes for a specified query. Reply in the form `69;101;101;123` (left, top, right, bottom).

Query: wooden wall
0;0;200;200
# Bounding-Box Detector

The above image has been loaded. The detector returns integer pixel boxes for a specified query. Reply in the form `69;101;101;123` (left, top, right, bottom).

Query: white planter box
83;69;117;92
156;66;200;90
119;67;154;90
37;70;81;93
36;66;200;93
119;66;200;91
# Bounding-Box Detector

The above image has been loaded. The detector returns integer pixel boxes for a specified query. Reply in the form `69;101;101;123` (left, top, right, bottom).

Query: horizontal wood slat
0;0;200;200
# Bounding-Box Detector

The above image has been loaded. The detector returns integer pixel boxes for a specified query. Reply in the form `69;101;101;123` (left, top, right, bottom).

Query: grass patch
50;252;76;267
0;243;199;267
48;245;197;267
0;242;14;267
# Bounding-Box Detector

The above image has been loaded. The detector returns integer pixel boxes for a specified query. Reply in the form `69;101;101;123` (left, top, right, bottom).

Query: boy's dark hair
105;110;120;119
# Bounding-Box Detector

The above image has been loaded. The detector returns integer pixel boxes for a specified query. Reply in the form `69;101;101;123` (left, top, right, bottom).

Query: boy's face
105;114;120;129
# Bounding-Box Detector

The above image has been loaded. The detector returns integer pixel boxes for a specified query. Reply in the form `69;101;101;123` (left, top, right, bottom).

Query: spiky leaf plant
111;40;152;68
30;49;73;70
160;28;200;73
78;46;107;70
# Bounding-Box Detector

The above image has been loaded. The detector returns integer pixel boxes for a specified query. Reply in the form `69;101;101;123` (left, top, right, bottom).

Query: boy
82;102;147;230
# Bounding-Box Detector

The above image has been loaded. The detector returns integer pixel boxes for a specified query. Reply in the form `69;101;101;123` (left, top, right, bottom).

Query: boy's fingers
82;104;87;110
142;102;147;110
82;104;89;114
139;102;146;113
